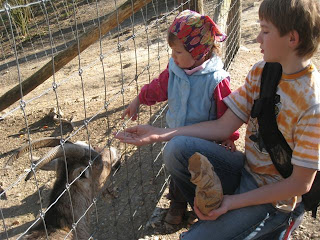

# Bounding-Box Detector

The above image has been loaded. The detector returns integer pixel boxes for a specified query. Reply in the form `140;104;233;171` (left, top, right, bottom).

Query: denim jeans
163;136;304;240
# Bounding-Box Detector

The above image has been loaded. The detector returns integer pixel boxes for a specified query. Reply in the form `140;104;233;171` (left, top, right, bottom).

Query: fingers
118;138;140;145
121;106;138;120
194;199;208;220
227;142;236;152
230;144;236;152
122;98;139;120
113;133;143;146
194;197;228;221
121;108;129;119
220;140;236;152
131;113;137;121
113;125;140;138
113;131;126;139
113;131;137;142
114;127;137;139
193;200;202;218
194;205;203;218
124;125;139;133
206;209;221;220
207;202;229;220
221;144;231;151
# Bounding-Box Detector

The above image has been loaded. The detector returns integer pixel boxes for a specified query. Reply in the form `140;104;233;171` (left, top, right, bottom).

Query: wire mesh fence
0;0;241;239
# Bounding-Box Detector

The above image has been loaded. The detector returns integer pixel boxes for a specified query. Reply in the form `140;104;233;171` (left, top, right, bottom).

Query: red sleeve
138;67;169;106
214;77;240;141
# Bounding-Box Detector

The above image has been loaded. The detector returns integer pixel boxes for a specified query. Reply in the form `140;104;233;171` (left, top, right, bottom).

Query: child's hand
122;97;140;121
194;195;231;221
221;139;236;152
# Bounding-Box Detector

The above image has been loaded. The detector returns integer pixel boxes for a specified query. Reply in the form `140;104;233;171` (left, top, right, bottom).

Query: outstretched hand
113;125;162;146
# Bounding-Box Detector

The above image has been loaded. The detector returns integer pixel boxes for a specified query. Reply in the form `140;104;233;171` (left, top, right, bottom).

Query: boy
115;0;320;239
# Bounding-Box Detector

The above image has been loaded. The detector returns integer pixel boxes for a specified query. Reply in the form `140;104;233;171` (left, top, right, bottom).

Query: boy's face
256;19;291;63
170;39;196;69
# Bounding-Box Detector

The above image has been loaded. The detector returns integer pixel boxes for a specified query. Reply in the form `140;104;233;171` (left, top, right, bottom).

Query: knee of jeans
163;136;186;159
163;136;188;171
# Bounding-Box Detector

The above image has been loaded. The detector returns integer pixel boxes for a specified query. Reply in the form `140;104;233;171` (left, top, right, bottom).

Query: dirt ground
0;0;319;239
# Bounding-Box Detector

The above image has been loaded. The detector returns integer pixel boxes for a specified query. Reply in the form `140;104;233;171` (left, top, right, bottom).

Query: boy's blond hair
259;0;320;58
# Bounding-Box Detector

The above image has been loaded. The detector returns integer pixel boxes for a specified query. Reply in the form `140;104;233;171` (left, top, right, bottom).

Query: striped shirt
224;61;320;211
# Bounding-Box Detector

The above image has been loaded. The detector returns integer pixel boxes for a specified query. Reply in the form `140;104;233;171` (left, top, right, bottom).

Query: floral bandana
169;10;227;60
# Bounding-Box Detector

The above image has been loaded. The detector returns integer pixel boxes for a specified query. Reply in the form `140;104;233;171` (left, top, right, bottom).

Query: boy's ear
288;30;300;49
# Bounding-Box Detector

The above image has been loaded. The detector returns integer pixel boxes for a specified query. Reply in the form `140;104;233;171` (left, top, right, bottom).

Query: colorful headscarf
169;10;227;60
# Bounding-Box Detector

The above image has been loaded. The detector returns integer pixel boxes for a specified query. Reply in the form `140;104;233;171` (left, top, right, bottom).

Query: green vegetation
1;0;31;36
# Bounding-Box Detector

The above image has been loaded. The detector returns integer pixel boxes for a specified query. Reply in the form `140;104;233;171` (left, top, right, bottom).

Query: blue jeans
163;136;304;240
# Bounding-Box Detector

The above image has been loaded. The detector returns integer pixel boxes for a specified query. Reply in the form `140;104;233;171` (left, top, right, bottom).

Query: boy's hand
221;139;236;152
194;195;231;221
122;97;140;120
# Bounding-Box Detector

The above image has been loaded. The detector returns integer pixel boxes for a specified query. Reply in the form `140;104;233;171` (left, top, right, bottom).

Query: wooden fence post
212;0;241;70
178;0;204;14
224;0;241;69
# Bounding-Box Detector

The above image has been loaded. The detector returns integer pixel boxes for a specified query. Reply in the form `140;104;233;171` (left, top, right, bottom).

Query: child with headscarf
122;10;239;225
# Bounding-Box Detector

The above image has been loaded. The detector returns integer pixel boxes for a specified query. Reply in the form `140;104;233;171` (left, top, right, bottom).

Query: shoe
283;213;304;240
164;202;187;225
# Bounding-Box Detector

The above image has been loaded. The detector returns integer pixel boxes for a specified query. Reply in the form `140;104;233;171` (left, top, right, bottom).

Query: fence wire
0;0;241;239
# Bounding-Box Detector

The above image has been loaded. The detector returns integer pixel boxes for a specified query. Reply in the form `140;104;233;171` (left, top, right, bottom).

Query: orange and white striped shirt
224;61;320;211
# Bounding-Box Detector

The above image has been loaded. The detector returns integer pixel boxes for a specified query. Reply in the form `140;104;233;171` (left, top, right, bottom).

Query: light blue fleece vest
166;55;229;128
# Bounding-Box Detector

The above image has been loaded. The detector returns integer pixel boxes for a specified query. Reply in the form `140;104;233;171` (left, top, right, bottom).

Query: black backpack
250;62;320;218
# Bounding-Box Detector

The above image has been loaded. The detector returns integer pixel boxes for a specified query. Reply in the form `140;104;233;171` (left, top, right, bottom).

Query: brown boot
164;202;187;225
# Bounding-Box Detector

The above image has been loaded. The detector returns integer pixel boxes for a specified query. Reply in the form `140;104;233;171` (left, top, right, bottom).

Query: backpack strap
251;62;293;177
250;62;319;217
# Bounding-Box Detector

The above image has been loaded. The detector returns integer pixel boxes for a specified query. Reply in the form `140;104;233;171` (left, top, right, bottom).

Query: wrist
225;194;238;211
156;128;175;142
135;96;140;105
